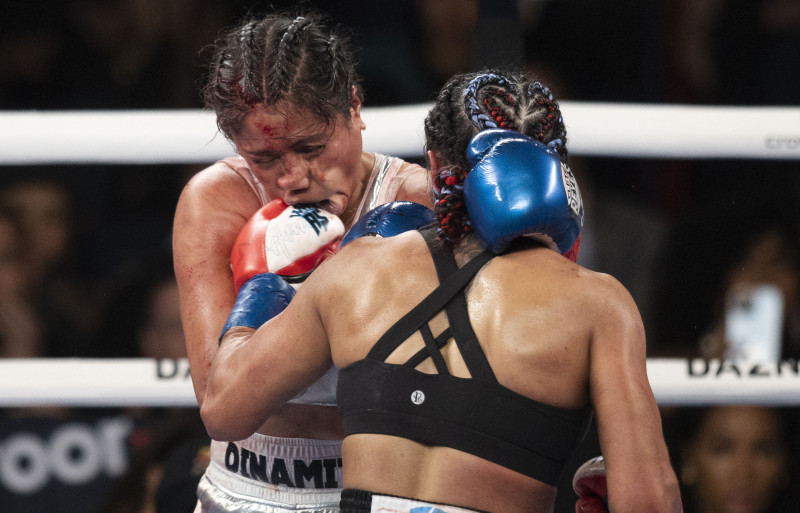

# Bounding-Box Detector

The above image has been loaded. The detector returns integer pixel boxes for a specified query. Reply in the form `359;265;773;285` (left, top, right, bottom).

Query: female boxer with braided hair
424;69;570;250
202;70;682;513
173;11;430;513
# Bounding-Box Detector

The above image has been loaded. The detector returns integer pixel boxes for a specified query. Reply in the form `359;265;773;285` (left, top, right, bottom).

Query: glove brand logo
289;206;332;236
263;205;343;265
410;390;426;405
560;163;583;222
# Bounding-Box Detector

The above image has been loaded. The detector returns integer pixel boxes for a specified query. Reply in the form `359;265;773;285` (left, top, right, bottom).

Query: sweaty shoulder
480;245;638;323
577;264;641;320
173;161;263;268
303;230;434;365
178;160;261;217
307;230;431;313
553;256;645;348
332;230;426;279
393;162;433;208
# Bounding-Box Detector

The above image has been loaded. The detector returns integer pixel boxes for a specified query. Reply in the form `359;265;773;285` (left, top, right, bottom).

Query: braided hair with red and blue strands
424;70;569;247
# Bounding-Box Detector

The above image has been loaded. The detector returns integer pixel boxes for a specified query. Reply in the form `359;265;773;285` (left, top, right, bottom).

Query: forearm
201;327;271;440
173;161;262;404
591;286;682;513
176;270;236;405
597;388;682;513
606;474;682;513
202;313;325;441
183;312;229;404
201;268;301;439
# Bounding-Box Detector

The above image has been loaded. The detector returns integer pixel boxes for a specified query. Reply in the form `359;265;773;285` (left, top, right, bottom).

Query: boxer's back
317;231;628;512
323;231;604;408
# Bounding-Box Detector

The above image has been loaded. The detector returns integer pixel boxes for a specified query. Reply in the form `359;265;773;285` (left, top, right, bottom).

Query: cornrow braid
432;166;472;247
235;20;261;107
327;36;339;86
480;86;518;131
267;16;310;104
463;72;520;131
202;12;363;141
524;81;567;159
423;69;571;246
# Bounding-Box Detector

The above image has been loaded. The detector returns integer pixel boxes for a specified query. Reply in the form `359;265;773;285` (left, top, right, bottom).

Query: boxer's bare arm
394;163;434;208
588;273;682;513
173;163;261;405
203;260;336;441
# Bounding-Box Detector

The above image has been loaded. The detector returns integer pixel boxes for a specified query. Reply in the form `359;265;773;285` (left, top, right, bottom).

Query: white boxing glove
221;200;344;340
231;199;344;291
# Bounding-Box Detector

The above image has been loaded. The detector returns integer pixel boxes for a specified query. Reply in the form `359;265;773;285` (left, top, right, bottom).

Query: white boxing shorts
339;490;488;513
194;435;343;513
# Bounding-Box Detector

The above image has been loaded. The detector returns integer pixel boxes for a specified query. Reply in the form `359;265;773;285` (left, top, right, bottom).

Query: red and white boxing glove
573;456;609;513
220;200;344;340
231;200;345;292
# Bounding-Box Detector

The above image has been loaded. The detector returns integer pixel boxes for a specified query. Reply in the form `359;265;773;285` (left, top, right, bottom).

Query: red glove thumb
573;456;608;513
575;496;608;513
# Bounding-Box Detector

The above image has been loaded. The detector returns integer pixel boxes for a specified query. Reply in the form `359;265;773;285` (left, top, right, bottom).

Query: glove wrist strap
220;273;296;343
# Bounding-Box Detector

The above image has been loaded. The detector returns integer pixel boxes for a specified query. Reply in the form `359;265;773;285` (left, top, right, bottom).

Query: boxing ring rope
1;103;799;408
0;358;799;407
1;103;799;164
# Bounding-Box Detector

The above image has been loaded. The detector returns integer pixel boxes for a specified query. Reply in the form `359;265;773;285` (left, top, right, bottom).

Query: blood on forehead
252;117;286;138
235;105;340;156
257;122;274;136
251;112;331;141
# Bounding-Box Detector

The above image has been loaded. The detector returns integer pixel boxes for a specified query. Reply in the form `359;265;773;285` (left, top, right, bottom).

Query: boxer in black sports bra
203;70;682;513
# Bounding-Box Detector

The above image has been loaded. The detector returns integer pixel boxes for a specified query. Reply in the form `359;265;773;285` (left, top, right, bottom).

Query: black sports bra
336;227;592;485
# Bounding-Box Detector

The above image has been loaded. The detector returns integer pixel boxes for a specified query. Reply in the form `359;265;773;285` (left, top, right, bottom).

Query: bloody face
234;99;366;218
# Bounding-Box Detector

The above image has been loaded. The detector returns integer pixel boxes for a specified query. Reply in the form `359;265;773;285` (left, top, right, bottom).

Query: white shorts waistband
206;435;343;494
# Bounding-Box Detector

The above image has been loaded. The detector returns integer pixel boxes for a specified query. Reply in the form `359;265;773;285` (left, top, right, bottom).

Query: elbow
199;400;228;441
654;470;683;513
664;473;684;513
200;399;252;442
610;472;683;513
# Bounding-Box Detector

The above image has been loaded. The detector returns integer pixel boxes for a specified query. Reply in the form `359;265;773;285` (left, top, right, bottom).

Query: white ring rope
0;103;798;408
0;103;798;165
0;358;798;407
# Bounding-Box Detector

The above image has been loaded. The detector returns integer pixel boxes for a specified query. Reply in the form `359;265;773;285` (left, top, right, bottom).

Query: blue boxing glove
339;201;435;248
220;273;296;341
464;129;583;259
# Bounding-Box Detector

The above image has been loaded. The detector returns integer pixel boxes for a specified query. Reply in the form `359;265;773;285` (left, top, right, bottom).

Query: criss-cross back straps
366;227;496;381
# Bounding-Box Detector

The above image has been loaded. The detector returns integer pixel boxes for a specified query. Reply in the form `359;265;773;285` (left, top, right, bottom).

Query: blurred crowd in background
1;0;799;512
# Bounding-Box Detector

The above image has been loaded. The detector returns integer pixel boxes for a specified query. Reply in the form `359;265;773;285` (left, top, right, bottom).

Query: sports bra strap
366;228;494;362
443;278;497;381
418;323;450;374
421;228;497;381
422;226;459;280
403;326;453;370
